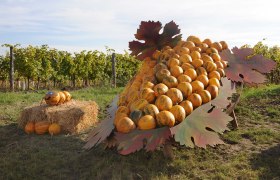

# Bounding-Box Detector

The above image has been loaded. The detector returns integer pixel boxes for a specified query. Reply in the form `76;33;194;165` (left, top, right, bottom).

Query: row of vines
0;45;141;91
0;42;279;91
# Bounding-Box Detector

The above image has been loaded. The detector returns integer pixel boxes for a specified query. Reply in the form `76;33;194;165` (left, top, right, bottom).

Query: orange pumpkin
197;90;212;104
206;47;219;55
116;117;136;133
153;83;169;97
162;76;178;88
209;77;221;87
177;82;192;98
170;65;183;78
155;95;173;111
167;58;180;68
35;121;50;135
141;81;154;90
196;74;209;87
24;122;35;134
58;91;66;105
137;115;157;130
191;59;204;69
140;88;156;103
190;51;201;60
179;100;193;116
181;63;194;72
143;104;159;118
196;67;208;76
48;123;61;135
210;42;223;52
201;54;214;63
204;61;217;73
44;91;60;106
130;99;149;112
220;41;228;50
206;85;219;99
208;71;221;80
179;54;192;64
191;80;205;93
114;113;128;125
203;38;213;46
211;53;221;62
156;111;175;127
184;68;197;81
62;91;71;102
116;106;130;116
170;105;186;123
216;68;225;77
166;88;183;105
177;74;192;83
177;47;190;56
153;63;168;73
156;69;171;83
129;110;143;124
183;41;196;50
215;61;224;69
187;93;202;109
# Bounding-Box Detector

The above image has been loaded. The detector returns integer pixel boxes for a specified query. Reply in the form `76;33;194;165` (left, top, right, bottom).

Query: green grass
0;85;280;179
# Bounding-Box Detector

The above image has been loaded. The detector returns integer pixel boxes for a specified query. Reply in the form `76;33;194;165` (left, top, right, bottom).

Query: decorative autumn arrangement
84;21;276;155
44;91;72;106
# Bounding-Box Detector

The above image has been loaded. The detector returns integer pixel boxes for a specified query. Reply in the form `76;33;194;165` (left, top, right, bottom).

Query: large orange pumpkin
35;121;50;135
155;95;173;111
137;115;157;130
24;122;35;134
156;111;175;127
116;117;136;133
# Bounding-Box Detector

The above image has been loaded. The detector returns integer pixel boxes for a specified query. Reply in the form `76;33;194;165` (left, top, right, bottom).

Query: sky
0;0;280;55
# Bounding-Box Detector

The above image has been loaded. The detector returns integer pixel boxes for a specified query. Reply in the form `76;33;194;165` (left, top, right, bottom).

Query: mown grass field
0;85;279;180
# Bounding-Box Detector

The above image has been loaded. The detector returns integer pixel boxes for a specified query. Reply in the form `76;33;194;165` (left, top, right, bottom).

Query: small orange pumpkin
156;111;175;127
137;115;157;130
170;105;186;123
48;123;61;135
116;117;136;133
24;122;35;134
35;121;50;135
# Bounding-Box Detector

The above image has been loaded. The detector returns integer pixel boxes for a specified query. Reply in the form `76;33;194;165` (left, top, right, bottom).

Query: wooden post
111;53;116;88
9;46;14;92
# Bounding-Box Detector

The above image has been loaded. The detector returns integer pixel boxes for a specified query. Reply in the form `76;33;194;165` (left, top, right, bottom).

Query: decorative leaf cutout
129;21;182;60
211;77;236;109
83;96;118;149
171;103;233;148
219;47;277;84
115;127;171;155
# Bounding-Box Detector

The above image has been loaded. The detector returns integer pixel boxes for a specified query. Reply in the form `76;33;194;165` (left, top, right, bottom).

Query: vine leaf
219;47;277;84
171;103;233;148
211;77;236;109
83;96;118;149
129;21;182;60
115;127;171;155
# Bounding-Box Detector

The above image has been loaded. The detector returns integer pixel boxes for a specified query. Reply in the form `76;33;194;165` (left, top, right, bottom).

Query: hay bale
18;100;99;134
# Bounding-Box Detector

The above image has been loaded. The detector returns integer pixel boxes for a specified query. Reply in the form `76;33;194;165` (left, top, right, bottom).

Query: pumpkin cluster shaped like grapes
115;35;228;133
44;91;71;105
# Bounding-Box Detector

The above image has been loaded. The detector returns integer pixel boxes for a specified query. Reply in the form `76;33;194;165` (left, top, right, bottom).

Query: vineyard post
111;53;116;88
9;46;14;92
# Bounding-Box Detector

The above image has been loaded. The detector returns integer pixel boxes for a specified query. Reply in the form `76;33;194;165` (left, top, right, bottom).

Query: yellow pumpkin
35;121;50;135
166;88;183;105
155;95;173;111
24;122;35;134
48;123;61;135
137;115;157;130
58;91;66;105
62;91;71;102
140;88;156;103
116;117;136;133
153;83;169;97
179;100;193;116
177;82;192;98
170;105;186;123
156;111;175;127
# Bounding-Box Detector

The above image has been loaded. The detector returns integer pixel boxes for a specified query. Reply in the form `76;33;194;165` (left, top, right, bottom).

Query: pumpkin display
58;91;66;105
34;121;50;135
48;123;61;135
113;34;228;133
24;122;35;134
62;91;71;102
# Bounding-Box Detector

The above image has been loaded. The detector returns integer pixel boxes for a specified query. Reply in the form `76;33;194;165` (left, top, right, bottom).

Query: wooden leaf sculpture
211;77;237;109
171;103;233;148
83;96;118;149
170;78;235;148
115;127;171;155
129;21;181;60
220;47;277;84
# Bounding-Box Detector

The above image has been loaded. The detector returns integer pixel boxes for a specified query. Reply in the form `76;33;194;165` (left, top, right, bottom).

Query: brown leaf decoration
129;21;182;60
115;127;171;155
220;47;277;84
171;103;232;148
83;96;118;149
210;77;236;109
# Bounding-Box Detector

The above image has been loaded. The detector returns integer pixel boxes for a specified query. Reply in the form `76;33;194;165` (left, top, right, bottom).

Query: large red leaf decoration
83;96;118;149
129;21;182;60
171;103;232;148
210;77;236;109
220;47;277;84
115;127;171;155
